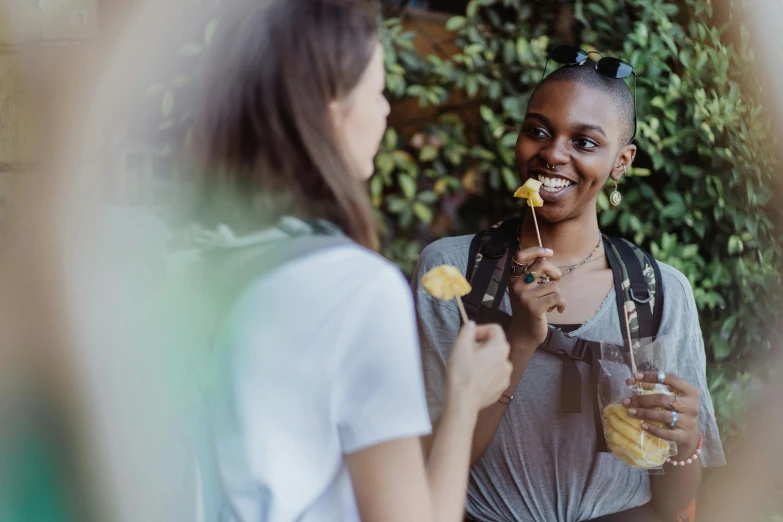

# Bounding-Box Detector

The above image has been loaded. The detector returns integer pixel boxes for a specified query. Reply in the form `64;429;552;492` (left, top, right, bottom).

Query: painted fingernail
467;320;476;328
628;408;637;416
622;398;631;406
635;373;644;380
545;248;554;254
641;422;648;430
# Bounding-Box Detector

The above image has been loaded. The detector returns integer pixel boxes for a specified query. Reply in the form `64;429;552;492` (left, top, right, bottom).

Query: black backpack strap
538;330;592;413
537;330;608;452
649;250;664;337
475;307;512;330
604;236;632;344
605;236;664;341
608;237;654;340
463;232;503;322
463;217;521;327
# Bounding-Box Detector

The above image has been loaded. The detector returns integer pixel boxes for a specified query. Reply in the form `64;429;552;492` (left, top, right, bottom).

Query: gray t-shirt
412;235;726;522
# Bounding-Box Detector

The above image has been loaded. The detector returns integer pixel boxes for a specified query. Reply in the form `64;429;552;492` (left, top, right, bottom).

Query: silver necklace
559;236;603;276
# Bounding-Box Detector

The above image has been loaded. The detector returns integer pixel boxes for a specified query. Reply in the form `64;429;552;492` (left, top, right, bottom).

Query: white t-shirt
210;243;432;522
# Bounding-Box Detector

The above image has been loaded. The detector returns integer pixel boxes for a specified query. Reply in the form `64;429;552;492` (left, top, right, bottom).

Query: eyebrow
525;112;608;138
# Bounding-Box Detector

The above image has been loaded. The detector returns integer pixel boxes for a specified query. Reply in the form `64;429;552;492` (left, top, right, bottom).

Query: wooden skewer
622;305;640;386
530;206;543;248
455;295;469;325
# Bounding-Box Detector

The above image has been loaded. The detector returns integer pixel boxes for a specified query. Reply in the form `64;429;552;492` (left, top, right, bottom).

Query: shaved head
534;64;636;145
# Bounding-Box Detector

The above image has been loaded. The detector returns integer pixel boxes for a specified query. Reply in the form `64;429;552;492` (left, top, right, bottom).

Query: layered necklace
518;234;603;277
559;236;603;276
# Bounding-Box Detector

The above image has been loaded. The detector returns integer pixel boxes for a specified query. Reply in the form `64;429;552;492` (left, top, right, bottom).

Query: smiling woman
412;50;725;522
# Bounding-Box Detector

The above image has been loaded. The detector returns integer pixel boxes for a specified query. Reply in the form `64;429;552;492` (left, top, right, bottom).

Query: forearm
426;393;478;522
470;344;535;464
649;460;702;519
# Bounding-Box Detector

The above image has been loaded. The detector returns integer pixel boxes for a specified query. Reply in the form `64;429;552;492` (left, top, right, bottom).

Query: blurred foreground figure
697;367;783;521
0;1;222;520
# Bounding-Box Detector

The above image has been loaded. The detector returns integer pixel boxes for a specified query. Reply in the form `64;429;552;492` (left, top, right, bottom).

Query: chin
362;161;375;180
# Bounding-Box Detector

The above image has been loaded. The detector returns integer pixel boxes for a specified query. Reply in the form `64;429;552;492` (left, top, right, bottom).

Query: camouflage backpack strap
603;236;664;346
463;217;522;329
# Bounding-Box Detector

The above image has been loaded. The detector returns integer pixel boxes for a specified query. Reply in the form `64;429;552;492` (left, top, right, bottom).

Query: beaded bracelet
667;432;703;467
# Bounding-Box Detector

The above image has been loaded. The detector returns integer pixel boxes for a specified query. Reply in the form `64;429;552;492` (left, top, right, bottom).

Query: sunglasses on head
541;45;637;142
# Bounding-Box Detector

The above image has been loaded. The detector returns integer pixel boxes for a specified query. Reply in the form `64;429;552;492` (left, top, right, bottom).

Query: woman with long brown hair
195;1;513;521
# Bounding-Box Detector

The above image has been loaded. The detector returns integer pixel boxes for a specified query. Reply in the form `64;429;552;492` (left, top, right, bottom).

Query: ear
610;144;637;182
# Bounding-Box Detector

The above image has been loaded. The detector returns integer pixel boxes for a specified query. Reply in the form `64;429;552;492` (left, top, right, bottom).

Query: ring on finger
509;259;528;279
668;410;678;429
656;371;666;384
669;396;683;412
524;271;537;284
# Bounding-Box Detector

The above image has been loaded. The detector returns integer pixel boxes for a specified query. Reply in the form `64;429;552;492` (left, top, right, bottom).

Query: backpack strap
463;217;521;328
204;234;352;330
537;330;596;413
604;236;663;342
537;330;610;452
650;251;664;337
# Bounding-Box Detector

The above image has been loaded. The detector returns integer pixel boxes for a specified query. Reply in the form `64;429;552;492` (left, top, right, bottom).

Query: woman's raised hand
507;247;566;349
447;322;513;411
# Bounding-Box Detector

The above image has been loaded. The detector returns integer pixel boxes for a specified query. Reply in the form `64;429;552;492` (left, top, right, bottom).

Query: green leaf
488;81;501;100
661;201;686;219
515;37;530;61
445;16;467;32
712;338;731;360
682;244;699;258
384;128;398;149
678;49;690;67
680;165;703;178
417;190;438;204
399;174;417;200
375;153;394;175
587;3;607;17
370;175;383;197
629;167;651;177
479;105;494;123
388;197;407;213
501;167;518;191
412;202;433;224
716;148;733;161
728;235;744;255
466;76;479;98
501;132;518;149
466;0;479;17
392;150;417;173
419;146;439;162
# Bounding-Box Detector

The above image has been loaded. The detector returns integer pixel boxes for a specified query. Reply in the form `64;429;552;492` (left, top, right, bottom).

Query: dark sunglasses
541;45;637;142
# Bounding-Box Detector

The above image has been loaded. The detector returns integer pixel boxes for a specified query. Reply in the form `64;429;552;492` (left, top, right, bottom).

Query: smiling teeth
537;175;573;190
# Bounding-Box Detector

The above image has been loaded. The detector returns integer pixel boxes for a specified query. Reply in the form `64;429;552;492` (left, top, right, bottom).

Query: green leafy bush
377;0;783;436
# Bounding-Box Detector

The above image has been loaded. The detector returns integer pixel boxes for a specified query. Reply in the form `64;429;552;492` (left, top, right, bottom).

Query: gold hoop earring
610;179;622;207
